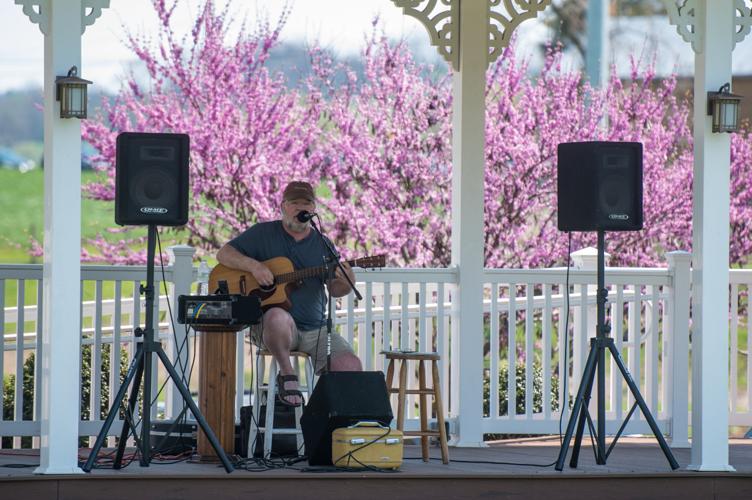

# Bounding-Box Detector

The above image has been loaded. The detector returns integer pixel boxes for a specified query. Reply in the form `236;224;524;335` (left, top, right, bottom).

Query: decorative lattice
663;0;752;53
15;0;110;36
392;0;550;70
735;0;752;46
488;0;551;65
391;0;458;69
662;0;702;53
15;0;49;35
81;0;110;34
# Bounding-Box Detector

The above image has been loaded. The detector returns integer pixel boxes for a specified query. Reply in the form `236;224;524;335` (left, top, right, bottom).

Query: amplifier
177;294;262;326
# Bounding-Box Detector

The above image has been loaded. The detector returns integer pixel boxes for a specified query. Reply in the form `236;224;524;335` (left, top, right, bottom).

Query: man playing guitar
216;181;362;407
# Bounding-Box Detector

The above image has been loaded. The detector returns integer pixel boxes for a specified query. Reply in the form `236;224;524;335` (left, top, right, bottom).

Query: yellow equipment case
331;421;403;469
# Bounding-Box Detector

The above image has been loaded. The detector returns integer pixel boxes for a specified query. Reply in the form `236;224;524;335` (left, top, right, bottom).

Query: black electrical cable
460;233;574;469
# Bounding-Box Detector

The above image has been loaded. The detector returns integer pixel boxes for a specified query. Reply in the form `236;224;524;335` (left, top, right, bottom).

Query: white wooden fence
0;246;749;449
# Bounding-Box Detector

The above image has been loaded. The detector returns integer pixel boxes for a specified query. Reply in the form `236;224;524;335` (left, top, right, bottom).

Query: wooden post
196;329;237;460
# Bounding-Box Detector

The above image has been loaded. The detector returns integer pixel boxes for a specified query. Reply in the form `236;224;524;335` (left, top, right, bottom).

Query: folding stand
555;231;679;471
83;225;233;473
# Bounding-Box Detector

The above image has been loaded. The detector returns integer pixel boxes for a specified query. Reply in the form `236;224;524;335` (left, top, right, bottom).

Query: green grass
0;168;148;263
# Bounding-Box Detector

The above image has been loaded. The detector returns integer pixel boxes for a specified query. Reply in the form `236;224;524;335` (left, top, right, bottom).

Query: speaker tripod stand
555;231;679;471
83;225;233;473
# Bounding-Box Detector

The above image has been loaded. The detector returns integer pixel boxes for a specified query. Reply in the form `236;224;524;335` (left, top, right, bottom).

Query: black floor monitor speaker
115;132;189;226
557;141;643;232
301;371;393;466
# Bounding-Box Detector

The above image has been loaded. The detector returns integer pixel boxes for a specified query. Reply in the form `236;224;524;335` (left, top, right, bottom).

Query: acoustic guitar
208;255;386;310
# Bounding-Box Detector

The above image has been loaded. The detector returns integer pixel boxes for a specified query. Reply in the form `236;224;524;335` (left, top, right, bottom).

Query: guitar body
209;257;297;310
207;254;385;312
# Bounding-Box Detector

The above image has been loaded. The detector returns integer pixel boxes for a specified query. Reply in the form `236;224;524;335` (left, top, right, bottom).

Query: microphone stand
308;215;362;372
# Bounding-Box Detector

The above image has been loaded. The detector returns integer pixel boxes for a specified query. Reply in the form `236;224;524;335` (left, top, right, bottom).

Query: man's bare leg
330;352;362;372
261;308;302;405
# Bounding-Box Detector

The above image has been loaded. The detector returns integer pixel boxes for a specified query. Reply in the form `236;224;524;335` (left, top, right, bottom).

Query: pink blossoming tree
82;0;752;268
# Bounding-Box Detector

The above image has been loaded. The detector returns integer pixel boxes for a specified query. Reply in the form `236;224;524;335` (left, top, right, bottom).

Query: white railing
729;269;752;427
1;246;749;449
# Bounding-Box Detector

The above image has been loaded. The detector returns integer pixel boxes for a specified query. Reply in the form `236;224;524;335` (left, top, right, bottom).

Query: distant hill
0;42;322;146
0;88;111;146
0;89;44;145
0;41;445;148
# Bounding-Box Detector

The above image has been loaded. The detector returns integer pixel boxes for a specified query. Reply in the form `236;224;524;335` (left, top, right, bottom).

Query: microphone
296;210;316;223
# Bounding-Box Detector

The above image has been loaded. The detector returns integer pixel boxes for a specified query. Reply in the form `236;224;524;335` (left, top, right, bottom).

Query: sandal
276;373;304;407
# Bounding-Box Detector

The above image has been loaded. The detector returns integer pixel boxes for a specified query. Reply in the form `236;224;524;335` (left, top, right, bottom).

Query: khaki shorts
250;322;355;374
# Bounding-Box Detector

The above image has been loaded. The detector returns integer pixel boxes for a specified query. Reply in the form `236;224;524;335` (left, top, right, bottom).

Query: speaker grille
557;141;643;232
115;132;189;226
129;167;178;208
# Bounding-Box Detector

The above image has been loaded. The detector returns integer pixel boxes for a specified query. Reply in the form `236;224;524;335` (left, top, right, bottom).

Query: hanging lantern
55;66;92;119
707;83;742;134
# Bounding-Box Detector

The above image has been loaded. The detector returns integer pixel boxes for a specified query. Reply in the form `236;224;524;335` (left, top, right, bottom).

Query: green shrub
2;345;129;448
483;362;560;417
2;354;34;447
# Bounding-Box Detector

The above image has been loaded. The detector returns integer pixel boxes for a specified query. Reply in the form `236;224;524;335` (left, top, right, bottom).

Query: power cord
456;233;574;469
88;230;198;469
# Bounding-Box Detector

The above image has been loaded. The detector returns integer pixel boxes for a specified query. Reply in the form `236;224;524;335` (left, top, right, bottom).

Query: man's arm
327;261;355;298
216;243;274;287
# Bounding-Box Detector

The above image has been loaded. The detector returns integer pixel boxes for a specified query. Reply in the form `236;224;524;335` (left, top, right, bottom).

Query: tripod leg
555;339;599;471
83;343;144;472
155;347;234;473
114;346;146;469
570;351;598;468
607;342;679;470
140;342;154;467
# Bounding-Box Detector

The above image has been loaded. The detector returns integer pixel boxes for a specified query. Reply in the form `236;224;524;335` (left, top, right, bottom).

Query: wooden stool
250;349;315;458
382;351;449;464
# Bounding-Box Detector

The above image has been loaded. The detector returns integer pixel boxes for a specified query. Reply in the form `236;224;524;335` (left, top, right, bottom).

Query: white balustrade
3;247;749;450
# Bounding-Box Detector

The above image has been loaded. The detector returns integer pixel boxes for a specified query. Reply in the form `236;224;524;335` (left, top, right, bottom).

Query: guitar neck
276;259;358;285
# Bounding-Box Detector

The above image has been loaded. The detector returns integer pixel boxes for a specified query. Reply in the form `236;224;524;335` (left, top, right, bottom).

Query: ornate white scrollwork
663;0;752;53
15;0;110;36
488;0;551;65
735;0;752;46
392;0;550;70
391;0;458;70
662;0;702;53
81;0;110;34
15;0;50;35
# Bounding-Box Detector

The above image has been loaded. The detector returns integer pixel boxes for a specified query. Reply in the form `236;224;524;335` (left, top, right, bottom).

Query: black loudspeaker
557;141;643;232
115;132;189;226
300;372;393;466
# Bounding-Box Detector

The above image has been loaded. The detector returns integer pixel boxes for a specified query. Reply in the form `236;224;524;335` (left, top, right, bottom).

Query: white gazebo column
16;0;110;474
449;0;487;447
392;0;551;446
688;1;734;471
663;0;749;471
38;0;85;475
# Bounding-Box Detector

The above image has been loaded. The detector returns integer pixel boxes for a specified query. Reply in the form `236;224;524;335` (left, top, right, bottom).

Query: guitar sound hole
259;281;276;292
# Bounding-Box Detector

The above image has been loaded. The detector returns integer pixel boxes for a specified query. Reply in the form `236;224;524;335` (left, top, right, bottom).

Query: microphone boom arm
310;216;363;301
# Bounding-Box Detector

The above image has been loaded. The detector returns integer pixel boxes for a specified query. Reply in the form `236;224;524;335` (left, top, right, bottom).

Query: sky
4;1;752;95
0;0;436;92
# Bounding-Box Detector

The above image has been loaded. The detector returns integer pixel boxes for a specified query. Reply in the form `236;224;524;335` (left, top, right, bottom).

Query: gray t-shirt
228;220;338;331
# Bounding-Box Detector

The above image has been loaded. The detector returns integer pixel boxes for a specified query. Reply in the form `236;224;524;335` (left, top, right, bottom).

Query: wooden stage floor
1;437;751;500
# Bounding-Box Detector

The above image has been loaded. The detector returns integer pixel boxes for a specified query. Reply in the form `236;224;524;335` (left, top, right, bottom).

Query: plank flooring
1;437;750;500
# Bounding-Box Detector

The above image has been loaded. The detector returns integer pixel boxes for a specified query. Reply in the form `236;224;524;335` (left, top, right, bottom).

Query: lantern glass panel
71;85;83;114
722;100;739;132
712;101;722;132
58;82;88;118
